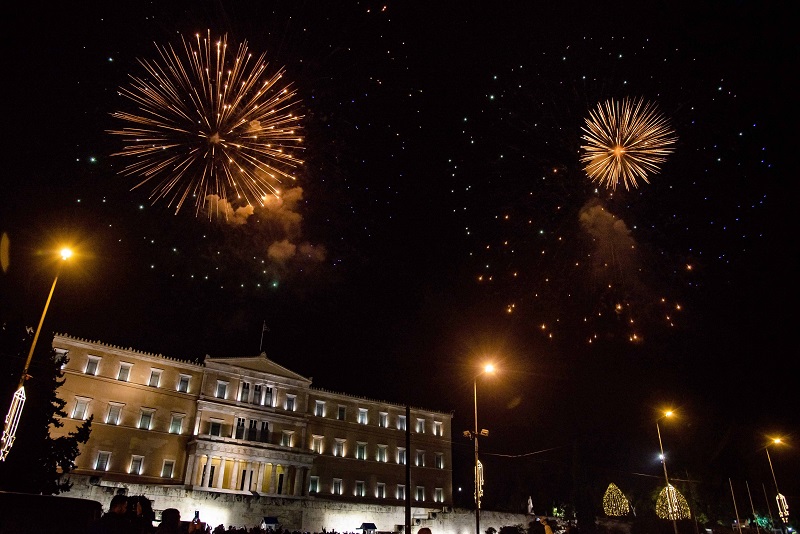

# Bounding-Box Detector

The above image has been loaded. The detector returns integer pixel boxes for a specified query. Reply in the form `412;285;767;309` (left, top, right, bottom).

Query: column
244;461;254;491
231;460;241;491
191;455;203;486
201;455;211;487
215;456;227;489
256;461;266;492
268;464;278;494
184;455;196;485
293;465;303;496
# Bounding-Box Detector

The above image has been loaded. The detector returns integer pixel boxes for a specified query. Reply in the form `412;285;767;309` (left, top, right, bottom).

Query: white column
293;466;303;496
244;462;254;491
201;455;211;487
268;464;278;494
231;460;241;491
215;456;226;489
184;455;196;485
256;461;265;492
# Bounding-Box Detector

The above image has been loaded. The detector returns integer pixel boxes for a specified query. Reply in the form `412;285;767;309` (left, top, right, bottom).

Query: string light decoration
603;483;631;516
656;484;691;520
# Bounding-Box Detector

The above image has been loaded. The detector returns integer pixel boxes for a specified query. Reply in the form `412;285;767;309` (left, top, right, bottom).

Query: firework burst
109;31;304;216
580;97;676;190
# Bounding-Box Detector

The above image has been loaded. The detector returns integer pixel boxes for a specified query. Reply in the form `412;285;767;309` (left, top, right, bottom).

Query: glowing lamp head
773;438;782;445
664;410;673;418
484;363;495;374
59;248;73;261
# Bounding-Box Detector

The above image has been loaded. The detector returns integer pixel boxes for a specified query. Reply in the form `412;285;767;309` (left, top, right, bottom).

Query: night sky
2;0;796;517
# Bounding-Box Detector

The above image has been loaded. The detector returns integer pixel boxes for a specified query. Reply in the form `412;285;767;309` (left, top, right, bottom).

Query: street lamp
0;247;72;461
470;363;495;534
656;410;679;534
765;438;789;530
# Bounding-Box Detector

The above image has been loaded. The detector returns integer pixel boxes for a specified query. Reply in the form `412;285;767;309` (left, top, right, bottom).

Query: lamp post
0;247;72;461
656;410;679;534
766;438;789;531
471;363;495;534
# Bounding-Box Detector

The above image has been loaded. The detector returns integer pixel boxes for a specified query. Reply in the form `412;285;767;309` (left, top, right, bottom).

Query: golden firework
580;97;676;190
109;31;304;216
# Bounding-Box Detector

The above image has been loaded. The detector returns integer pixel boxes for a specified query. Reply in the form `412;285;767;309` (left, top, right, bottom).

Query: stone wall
65;476;533;534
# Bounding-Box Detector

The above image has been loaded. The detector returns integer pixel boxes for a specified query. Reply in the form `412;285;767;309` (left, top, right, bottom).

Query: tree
0;321;92;494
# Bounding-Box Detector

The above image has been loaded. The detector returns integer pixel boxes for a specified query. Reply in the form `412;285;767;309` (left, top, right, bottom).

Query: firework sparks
580;97;676;190
109;31;304;216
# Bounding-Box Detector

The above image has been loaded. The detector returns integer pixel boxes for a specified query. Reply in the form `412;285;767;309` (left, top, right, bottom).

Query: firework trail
580;97;677;190
109;31;304;216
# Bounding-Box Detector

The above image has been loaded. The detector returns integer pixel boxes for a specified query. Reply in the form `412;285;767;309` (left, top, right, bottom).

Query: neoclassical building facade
51;334;453;513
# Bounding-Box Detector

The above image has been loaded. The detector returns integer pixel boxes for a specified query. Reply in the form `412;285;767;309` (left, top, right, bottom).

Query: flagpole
259;321;267;353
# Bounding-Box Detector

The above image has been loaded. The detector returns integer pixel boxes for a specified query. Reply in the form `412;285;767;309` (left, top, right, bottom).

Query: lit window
398;447;406;465
337;405;346;421
358;408;368;424
434;421;443;436
397;485;405;500
416;486;425;501
117;363;131;381
169;414;184;434
96;451;111;471
416;450;425;467
239;382;250;402
106;403;123;425
397;415;407;431
281;431;293;447
315;400;325;417
209;421;222;437
377;482;386;498
216;381;228;399
253;384;263;405
309;476;319;493
435;488;444;503
312;435;324;454
377;444;388;462
356;442;367;460
333;478;343;495
355;480;365;497
85;356;100;376
285;395;296;412
416;418;425;433
130;455;144;475
73;397;90;420
161;460;175;478
177;375;190;393
148;369;162;387
334;439;345;457
264;386;273;406
139;409;154;430
435;452;444;469
379;412;388;428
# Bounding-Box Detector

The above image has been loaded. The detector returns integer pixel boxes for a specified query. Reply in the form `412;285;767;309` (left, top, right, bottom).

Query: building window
85;356;100;376
216;381;228;399
435;452;444;469
377;482;386;498
397;485;405;500
264;386;273;406
96;451;111;471
106;403;123;425
148;369;162;387
138;409;154;430
315;400;325;417
72;397;90;420
161;460;175;478
377;444;388;463
434;421;443;436
416;418;425;433
281;431;293;447
337;405;346;421
416;486;425;501
312;435;324;454
285;395;296;412
435;488;444;503
177;375;190;393
209;420;222;437
253;384;263;405
416;450;425;467
130;455;144;475
239;381;250;402
117;363;131;381
397;447;406;465
334;439;345;457
235;417;246;439
379;412;388;428
357;408;368;424
333;478;343;495
355;480;365;497
309;476;319;493
169;414;184;434
356;442;367;460
397;415;407;431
